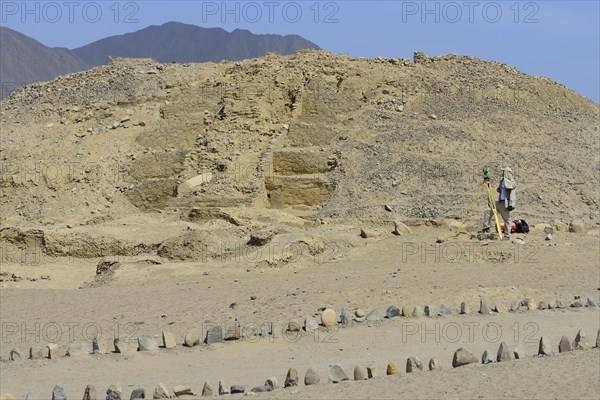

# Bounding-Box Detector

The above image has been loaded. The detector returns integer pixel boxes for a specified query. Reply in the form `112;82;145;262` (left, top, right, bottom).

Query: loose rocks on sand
130;388;145;399
201;382;214;396
406;356;423;373
452;348;478;367
284;368;298;387
428;358;441;370
497;342;512;362
321;309;337;327
329;364;349;383
304;368;320;385
52;385;66;400
82;384;96;400
106;383;122;400
386;306;401;318
482;350;493;364
184;330;200;347
386;362;400;375
559;335;572;353
138;336;158;351
538;336;552;356
573;329;589;350
354;365;368;380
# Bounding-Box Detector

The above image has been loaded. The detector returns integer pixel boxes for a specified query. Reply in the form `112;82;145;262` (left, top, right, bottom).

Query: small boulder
355;309;365;318
428;358;441;370
556;299;567;308
367;366;379;378
265;378;279;390
92;336;111;354
365;309;380;321
184;330;200;347
596;329;600;348
386;306;401;318
424;305;436;317
497;342;512;362
287;319;301;332
573;329;589;350
558;335;571;353
321;309;337;327
340;308;350;326
46;343;60;359
82;384;96;400
460;302;469;314
138;336;158;352
571;298;584;308
114;338;137;355
162;331;176;349
106;383;122;400
250;386;272;393
284;368;298;387
304;368;320;385
29;345;44;359
538;336;552;356
329;364;349;383
479;298;490;314
229;386;244;394
304;316;319;332
354;365;368;380
386;362;400;375
173;386;193;397
412;305;423;317
481;350;493;364
201;382;214;397
587;293;599;307
406;356;423;373
401;305;411;317
204;325;223;344
495;304;508;314
153;383;174;399
439;304;452;316
452;348;478;367
218;381;229;395
52;385;67;400
130;388;145;399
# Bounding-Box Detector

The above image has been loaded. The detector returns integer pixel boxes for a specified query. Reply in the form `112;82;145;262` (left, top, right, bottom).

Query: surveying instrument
455;166;504;240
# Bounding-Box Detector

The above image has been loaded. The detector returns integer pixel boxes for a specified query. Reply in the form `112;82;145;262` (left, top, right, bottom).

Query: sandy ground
1;225;599;398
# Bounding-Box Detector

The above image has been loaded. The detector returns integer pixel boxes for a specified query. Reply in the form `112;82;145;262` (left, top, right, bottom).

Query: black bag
514;219;529;234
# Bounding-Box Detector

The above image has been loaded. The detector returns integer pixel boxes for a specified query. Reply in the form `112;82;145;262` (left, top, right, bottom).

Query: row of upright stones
4;328;597;400
8;293;599;363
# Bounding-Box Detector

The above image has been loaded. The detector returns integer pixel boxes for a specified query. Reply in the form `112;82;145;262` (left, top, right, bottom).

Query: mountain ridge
0;22;321;98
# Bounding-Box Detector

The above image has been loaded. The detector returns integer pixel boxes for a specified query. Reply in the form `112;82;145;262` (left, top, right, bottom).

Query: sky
1;0;599;102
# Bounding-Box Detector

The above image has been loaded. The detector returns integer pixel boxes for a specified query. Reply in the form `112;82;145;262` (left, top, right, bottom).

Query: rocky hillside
1;23;320;98
1;50;598;228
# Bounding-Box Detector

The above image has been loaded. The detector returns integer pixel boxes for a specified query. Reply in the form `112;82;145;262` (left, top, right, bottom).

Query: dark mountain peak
72;22;320;65
0;26;89;98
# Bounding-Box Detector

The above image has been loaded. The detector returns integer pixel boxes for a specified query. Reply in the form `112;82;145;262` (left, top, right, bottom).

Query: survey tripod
455;166;503;240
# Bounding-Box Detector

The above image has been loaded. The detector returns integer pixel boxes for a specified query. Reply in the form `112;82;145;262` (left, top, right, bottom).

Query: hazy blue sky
1;1;598;102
